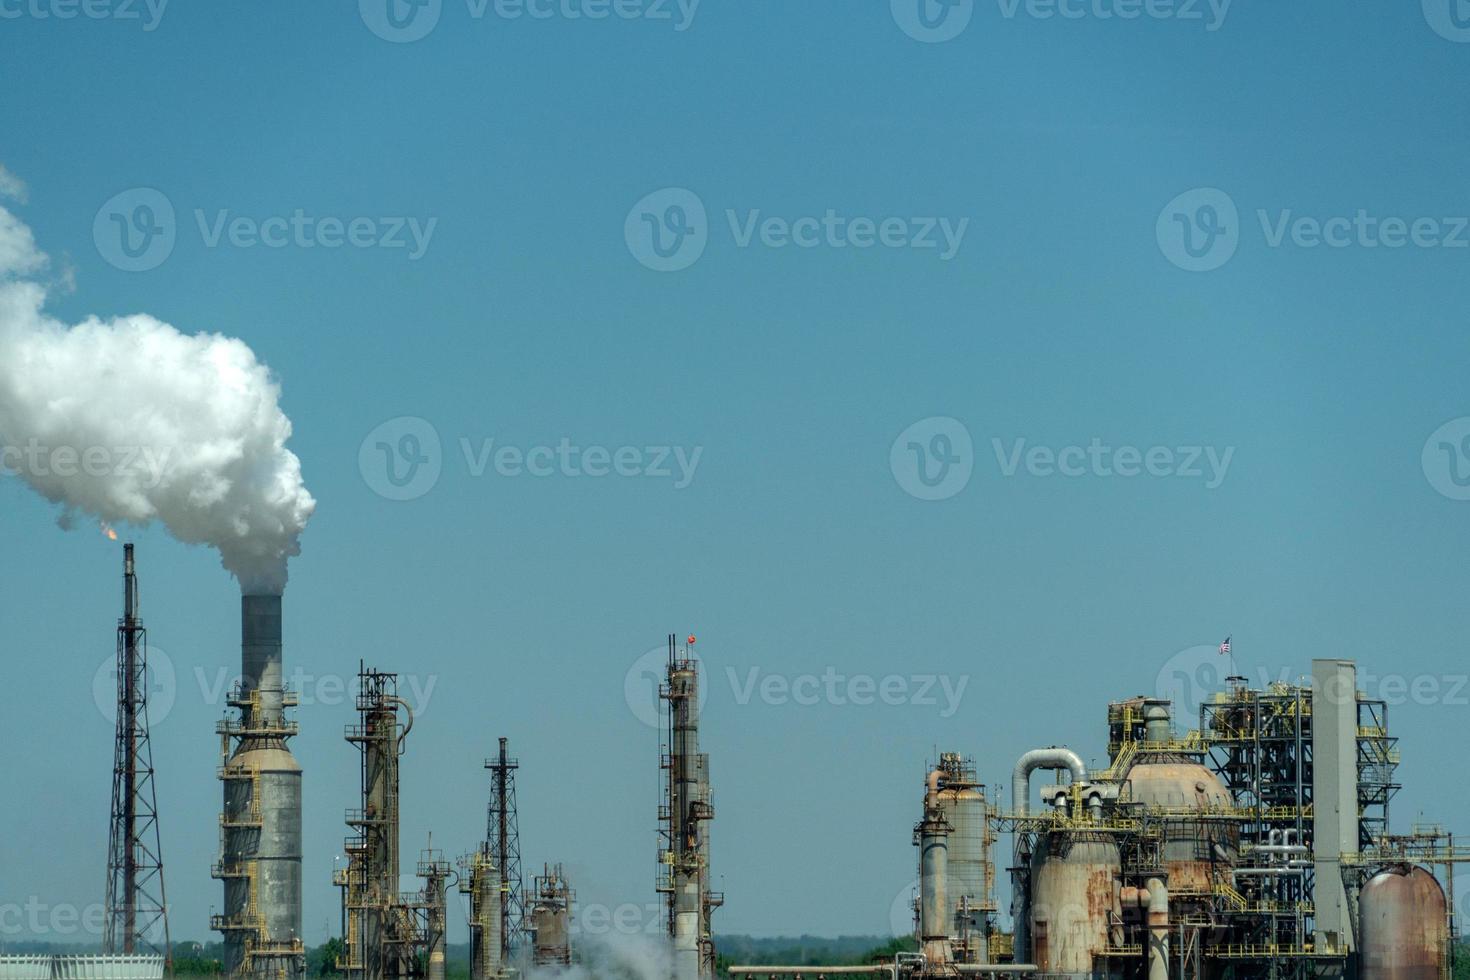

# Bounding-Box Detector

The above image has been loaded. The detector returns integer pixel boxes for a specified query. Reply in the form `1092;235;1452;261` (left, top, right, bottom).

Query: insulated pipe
1010;749;1088;817
955;968;1039;975
1145;879;1168;980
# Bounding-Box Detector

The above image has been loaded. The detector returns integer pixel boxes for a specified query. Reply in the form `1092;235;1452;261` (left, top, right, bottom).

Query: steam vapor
0;169;315;593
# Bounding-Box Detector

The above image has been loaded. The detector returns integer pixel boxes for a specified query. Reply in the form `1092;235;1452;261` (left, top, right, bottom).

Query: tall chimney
214;594;304;980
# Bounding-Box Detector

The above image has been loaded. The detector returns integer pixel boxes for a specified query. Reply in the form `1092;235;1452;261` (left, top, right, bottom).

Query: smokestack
215;593;303;980
242;595;285;726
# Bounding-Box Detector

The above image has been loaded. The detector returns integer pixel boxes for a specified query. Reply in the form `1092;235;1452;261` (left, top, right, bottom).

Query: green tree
308;938;347;978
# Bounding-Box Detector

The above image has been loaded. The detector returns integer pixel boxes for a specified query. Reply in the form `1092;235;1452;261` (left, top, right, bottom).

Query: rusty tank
1122;759;1237;895
1028;833;1121;979
1360;864;1447;980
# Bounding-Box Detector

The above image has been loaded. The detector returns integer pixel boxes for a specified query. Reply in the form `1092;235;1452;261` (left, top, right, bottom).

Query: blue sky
3;0;1470;948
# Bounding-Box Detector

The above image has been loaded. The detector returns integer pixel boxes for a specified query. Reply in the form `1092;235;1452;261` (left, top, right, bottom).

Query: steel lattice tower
486;738;526;958
104;544;171;960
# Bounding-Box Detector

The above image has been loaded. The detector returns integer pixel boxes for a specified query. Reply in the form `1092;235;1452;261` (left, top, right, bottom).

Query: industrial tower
657;634;721;980
103;543;171;962
336;666;446;980
459;844;506;980
486;738;526;959
212;593;305;980
528;864;574;967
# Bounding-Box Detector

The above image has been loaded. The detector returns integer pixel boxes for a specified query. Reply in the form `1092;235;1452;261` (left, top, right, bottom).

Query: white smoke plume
0;176;315;593
528;933;676;980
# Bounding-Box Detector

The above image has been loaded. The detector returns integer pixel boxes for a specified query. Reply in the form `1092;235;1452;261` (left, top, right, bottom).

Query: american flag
1219;635;1232;656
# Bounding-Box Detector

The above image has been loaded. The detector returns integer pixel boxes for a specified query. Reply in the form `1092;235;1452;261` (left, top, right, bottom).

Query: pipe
1008;750;1083;966
726;969;894;976
724;969;1042;977
1011;749;1088;817
1145;878;1168;980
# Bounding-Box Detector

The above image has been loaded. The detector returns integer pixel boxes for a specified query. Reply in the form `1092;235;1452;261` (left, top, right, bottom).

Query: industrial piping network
736;659;1468;980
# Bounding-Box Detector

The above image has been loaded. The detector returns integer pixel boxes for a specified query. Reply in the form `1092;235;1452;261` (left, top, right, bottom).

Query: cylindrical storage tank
1028;833;1121;980
1123;761;1236;895
1361;865;1448;980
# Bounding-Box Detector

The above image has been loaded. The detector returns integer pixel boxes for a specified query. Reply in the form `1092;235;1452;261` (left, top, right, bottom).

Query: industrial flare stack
103;544;170;968
213;593;305;980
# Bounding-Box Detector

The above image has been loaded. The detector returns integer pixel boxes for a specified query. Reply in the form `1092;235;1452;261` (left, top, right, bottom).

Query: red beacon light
686;635;697;646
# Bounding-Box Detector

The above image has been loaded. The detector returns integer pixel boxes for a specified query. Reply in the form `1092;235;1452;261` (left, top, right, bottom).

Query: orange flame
100;522;118;541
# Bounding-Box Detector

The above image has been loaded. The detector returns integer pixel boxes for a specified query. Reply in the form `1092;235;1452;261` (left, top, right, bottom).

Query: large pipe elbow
926;768;945;810
1011;749;1088;816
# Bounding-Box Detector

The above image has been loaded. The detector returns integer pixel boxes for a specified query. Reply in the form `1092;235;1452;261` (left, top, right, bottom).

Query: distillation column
916;768;953;967
661;635;716;980
342;668;415;980
462;848;503;980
